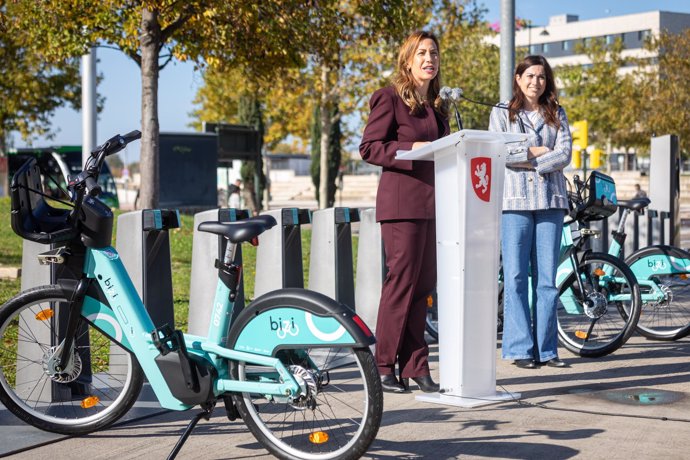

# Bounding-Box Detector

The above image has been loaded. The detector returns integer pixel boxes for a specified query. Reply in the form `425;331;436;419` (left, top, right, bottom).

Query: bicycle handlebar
72;130;141;199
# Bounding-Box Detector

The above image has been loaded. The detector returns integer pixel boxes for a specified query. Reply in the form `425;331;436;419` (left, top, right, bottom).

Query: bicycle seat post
616;207;631;235
223;239;238;266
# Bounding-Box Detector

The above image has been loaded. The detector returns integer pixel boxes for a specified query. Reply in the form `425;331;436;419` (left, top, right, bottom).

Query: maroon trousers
375;219;436;379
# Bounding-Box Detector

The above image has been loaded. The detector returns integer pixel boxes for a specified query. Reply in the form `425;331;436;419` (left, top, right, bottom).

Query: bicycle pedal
37;247;70;265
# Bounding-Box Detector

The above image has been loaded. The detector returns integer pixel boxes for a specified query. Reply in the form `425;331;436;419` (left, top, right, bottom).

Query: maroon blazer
359;86;450;221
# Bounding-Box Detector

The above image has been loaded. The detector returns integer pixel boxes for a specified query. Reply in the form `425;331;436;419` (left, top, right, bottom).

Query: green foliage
557;37;640;152
0;10;81;149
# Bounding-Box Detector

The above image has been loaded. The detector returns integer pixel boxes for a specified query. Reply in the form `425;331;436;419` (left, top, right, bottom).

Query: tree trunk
318;64;330;209
138;8;161;209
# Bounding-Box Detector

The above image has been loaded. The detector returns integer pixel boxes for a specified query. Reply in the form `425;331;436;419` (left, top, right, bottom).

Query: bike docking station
354;208;385;332
18;236;93;401
254;208;311;296
116;209;180;330
397;129;527;408
187;208;250;336
308;207;360;309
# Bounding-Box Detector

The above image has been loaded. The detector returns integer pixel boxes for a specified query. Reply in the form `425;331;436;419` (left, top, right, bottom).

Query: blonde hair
392;30;448;118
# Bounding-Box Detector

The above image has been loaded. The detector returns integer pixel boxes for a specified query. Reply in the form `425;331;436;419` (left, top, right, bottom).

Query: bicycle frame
555;222;629;314
79;242;365;411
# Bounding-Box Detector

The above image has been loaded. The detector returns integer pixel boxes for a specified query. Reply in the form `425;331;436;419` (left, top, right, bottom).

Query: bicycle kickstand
167;405;214;460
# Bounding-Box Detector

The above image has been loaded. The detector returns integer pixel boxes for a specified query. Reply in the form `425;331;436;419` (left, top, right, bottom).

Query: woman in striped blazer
489;55;572;369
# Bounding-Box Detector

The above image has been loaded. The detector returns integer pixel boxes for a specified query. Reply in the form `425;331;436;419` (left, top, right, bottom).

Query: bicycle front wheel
626;246;690;341
557;253;641;357
0;286;144;434
232;345;382;460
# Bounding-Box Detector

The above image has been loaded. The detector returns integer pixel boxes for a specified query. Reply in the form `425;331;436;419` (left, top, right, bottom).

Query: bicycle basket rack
10;158;77;244
575;170;618;222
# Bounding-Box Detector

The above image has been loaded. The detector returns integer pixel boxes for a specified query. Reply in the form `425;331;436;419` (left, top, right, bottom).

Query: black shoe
380;374;406;393
542;358;568;368
403;375;440;393
513;359;538;369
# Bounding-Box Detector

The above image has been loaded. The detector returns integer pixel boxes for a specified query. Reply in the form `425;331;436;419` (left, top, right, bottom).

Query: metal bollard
187;208;250;336
354;208;386;332
254;208;311;298
308;208;359;309
116;209;180;330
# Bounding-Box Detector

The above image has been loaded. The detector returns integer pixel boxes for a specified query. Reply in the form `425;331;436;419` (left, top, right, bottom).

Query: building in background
491;10;690;73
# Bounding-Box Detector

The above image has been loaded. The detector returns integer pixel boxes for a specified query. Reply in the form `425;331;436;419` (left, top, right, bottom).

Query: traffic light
590;148;604;169
572;120;588;152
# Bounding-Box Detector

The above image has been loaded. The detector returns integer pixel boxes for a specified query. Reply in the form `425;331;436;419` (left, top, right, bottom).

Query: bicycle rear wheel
231;345;382;460
0;286;144;434
626;246;690;341
557;253;641;357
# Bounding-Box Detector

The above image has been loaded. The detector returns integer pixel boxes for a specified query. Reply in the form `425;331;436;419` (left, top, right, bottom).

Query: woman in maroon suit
359;30;450;393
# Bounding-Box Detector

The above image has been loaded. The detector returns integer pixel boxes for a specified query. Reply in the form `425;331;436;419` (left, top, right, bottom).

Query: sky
10;0;690;163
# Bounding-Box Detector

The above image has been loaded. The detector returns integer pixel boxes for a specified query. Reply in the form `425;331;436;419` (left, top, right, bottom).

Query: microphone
439;86;463;131
452;87;526;134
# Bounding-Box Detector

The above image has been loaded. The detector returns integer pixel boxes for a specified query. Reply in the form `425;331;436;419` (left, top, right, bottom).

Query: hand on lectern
412;141;431;150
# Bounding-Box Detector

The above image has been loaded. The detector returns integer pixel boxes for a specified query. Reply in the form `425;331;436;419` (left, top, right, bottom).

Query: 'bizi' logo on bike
648;259;667;271
103;277;118;298
471;157;491;202
270;316;299;339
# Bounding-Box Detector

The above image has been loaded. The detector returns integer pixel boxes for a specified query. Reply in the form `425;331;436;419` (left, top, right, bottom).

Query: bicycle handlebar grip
85;176;102;197
122;130;142;143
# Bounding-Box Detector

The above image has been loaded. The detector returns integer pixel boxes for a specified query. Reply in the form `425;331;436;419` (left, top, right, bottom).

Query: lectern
397;129;526;407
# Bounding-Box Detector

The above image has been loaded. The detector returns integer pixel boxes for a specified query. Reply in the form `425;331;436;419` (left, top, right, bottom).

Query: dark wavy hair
508;55;560;127
392;30;449;118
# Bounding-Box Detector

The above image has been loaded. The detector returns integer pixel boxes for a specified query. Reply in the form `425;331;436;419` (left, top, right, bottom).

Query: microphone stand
451;102;463;131
459;93;526;134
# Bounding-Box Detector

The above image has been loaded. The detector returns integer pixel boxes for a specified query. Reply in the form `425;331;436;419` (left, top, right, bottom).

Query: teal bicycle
569;176;690;341
0;131;383;460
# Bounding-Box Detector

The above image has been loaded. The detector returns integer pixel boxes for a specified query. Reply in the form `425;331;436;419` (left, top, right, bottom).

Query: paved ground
2;333;690;459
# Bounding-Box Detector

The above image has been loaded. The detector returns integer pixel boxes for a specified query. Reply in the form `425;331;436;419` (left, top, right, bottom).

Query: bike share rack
187;208;250;336
307;207;359;309
353;208;386;332
253;208;311;297
116;209;180;330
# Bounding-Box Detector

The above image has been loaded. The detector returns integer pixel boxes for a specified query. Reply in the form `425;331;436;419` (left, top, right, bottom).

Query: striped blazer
488;103;572;211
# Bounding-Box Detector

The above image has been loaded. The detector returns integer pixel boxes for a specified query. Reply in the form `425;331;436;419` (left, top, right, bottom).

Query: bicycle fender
227;288;375;357
625;245;690;277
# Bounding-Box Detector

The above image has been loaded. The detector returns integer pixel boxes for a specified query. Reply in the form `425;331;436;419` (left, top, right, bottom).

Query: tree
0;6;81;152
638;29;690;157
192;1;432;209
310;104;341;207
6;1;312;208
431;0;500;130
557;38;641;156
308;1;435;208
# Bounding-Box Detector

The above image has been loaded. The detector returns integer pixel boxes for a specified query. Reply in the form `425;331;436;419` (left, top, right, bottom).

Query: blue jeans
501;209;564;362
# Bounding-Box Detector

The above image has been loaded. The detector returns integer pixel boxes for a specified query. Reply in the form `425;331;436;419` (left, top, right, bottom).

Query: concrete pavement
2;334;690;459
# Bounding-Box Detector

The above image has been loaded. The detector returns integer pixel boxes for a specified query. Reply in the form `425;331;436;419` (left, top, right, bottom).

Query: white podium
397;129;526;407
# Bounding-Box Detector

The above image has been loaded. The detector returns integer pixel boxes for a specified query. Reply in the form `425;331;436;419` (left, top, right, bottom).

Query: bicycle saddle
616;197;650;212
197;215;277;243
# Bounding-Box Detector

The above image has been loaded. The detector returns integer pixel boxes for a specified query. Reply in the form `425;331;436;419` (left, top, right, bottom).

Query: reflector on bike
309;431;329;444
